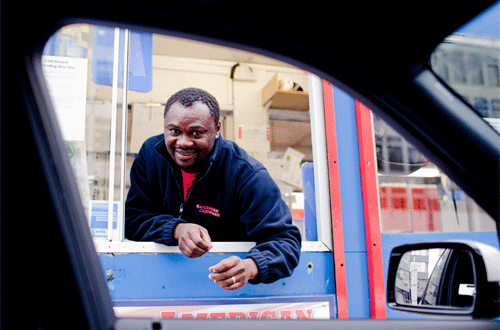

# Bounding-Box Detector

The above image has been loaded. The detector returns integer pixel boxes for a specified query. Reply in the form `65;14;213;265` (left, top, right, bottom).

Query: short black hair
164;87;220;125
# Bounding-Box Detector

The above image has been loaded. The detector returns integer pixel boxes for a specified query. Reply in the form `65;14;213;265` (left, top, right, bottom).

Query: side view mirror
387;240;500;319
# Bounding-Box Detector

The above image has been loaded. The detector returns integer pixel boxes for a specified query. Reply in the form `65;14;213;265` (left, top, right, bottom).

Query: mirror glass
395;248;476;308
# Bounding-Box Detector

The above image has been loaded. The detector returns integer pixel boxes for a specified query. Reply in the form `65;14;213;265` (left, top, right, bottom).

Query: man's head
163;88;221;173
164;87;220;125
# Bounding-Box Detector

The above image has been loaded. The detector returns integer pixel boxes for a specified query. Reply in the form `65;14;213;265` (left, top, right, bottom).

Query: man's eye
169;129;180;135
192;131;203;137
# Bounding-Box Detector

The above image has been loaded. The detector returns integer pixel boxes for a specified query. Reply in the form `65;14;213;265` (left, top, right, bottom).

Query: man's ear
215;121;221;138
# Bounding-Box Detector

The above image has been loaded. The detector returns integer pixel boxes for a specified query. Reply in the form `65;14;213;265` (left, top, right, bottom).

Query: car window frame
11;3;499;329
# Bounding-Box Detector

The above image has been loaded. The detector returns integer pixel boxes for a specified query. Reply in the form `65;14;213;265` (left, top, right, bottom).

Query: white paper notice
237;125;270;141
42;56;88;141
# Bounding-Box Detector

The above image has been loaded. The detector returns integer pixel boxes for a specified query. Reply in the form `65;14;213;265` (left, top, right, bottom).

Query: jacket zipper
178;161;213;219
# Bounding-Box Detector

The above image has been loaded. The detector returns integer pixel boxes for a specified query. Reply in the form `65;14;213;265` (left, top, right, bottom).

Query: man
125;88;301;291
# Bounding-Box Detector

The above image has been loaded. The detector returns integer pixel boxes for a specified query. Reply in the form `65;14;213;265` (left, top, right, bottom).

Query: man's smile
175;148;197;159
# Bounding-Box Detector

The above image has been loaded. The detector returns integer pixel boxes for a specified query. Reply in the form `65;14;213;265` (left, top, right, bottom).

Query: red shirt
181;170;198;202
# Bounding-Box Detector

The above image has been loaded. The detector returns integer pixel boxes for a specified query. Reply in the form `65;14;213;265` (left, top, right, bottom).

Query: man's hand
174;223;212;258
208;256;259;291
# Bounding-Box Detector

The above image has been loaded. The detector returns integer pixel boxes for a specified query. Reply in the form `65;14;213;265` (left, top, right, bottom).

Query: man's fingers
178;237;199;258
177;224;212;258
199;229;212;248
220;278;241;291
209;256;240;273
209;257;258;291
179;234;209;258
213;275;246;291
195;229;212;250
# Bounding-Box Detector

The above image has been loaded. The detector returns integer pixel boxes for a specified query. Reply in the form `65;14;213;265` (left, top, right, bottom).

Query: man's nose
177;134;194;148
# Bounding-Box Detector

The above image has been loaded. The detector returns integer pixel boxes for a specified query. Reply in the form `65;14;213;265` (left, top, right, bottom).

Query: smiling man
125;88;301;291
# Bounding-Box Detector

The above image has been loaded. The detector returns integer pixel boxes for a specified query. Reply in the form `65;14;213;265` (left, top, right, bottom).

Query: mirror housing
387;240;500;319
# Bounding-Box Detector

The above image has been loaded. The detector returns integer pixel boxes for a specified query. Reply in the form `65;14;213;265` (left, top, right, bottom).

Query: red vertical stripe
355;101;387;319
322;80;348;319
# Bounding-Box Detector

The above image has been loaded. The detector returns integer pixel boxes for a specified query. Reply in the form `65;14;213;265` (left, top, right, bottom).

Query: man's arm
207;166;301;290
238;168;302;284
126;145;214;258
125;148;186;246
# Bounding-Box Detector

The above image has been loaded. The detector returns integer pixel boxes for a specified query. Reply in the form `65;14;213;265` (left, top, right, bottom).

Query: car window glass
430;1;500;132
42;24;327;248
374;113;496;233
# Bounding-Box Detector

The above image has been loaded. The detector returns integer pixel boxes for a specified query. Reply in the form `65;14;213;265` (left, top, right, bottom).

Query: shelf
266;90;309;111
262;73;309;111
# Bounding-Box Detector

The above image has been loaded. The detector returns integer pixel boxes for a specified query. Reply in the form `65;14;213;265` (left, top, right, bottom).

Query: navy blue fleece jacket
125;134;301;284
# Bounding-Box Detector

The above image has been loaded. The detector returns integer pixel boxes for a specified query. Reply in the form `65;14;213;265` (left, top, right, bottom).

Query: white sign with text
42;55;88;141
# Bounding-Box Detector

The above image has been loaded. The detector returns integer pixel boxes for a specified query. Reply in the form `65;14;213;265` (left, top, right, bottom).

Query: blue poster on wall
89;201;119;239
90;201;118;228
92;26;153;93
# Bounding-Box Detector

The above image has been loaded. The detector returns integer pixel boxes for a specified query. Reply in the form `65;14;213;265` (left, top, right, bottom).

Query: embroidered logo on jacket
196;204;220;217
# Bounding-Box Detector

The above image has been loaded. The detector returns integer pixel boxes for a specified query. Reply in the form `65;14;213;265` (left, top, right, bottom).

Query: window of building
430;2;500;131
375;113;496;234
42;24;332;254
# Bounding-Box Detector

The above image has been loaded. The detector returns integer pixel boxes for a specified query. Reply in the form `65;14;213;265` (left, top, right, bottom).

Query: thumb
200;228;212;248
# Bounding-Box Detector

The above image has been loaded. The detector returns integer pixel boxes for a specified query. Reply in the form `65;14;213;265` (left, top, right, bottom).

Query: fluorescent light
408;168;440;177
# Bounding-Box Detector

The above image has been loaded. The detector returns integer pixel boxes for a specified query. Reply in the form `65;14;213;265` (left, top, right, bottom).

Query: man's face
164;101;220;173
